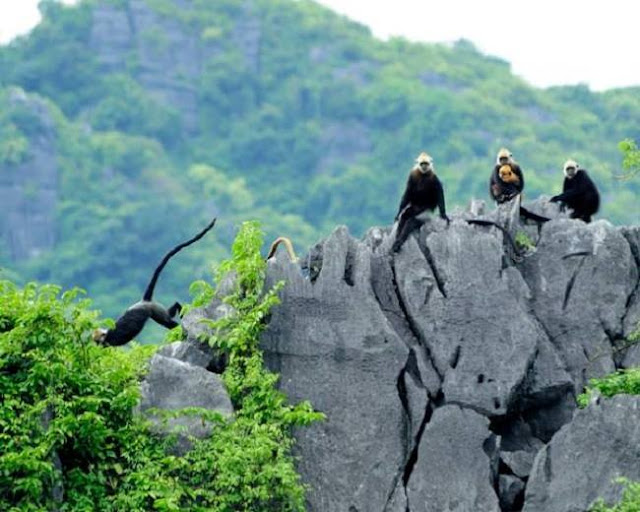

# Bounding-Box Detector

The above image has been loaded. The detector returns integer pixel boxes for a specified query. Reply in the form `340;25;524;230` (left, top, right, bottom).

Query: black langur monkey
550;159;600;223
392;152;449;253
92;217;217;346
266;236;297;262
489;148;550;224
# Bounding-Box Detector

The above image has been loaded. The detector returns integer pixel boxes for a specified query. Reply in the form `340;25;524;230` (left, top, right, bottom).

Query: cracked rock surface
184;205;639;512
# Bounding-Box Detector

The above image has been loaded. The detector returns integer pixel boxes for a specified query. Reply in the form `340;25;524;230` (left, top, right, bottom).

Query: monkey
92;217;217;346
498;164;520;186
392;152;449;253
490;148;524;203
266;236;297;262
550;159;600;222
489;148;550;224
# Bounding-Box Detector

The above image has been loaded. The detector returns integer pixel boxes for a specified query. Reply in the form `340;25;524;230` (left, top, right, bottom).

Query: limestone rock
524;395;640;512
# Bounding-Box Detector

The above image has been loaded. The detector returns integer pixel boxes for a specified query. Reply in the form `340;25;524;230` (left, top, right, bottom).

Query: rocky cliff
171;202;640;512
0;89;58;262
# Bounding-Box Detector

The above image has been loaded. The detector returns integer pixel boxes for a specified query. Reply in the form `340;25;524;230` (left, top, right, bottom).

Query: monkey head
496;147;512;166
498;164;519;184
92;328;108;344
563;159;578;179
415;152;434;174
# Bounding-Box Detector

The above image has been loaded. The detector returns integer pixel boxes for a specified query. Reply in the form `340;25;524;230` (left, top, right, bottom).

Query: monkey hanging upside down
93;217;217;346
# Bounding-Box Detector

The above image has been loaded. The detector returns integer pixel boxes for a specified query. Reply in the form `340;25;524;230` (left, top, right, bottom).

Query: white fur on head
496;147;512;165
415;152;434;173
92;328;108;343
563;159;578;178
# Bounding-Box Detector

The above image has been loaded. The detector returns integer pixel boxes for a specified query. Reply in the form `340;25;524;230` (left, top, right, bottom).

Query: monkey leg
393;210;424;253
168;302;182;318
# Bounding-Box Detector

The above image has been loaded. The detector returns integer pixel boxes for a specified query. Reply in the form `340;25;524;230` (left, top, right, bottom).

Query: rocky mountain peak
177;201;640;511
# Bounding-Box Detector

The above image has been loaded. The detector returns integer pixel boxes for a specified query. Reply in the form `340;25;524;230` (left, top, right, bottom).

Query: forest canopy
0;0;638;320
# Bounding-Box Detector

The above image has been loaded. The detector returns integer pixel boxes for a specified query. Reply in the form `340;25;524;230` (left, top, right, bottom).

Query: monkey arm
550;188;580;203
489;167;502;200
511;164;524;192
396;191;410;220
436;181;449;222
396;175;414;220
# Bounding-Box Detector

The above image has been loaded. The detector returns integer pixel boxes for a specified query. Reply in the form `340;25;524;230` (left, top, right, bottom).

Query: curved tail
266;236;297;262
519;207;550;224
143;217;217;301
465;219;522;257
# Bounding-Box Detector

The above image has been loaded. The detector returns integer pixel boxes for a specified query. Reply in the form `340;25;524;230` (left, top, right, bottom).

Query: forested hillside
0;0;638;320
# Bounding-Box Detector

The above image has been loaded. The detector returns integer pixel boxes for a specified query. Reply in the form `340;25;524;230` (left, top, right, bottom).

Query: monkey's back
104;305;149;346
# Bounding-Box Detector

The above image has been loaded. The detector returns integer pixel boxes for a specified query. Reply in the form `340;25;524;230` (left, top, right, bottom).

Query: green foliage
590;479;640;512
0;223;322;510
0;280;160;511
577;367;640;408
188;221;325;510
618;139;640;180
1;0;639;321
578;324;640;407
515;231;536;251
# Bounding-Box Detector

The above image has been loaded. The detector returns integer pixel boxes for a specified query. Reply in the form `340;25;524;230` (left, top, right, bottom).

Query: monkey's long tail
143;217;217;301
465;219;523;258
519;207;550;224
266;236;297;262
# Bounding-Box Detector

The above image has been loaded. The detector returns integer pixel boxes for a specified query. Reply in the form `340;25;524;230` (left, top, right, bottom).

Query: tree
618;139;640;180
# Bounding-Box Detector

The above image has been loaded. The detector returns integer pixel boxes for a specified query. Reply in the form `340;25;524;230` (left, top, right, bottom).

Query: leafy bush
0;221;321;511
0;281;159;511
618;139;640;180
590;479;640;512
577;368;640;407
185;220;324;511
577;326;640;407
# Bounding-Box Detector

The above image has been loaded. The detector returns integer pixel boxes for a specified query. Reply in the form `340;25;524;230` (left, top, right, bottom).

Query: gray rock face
0;88;58;262
523;395;640;512
182;210;639;512
521;220;637;392
261;227;411;511
156;341;212;368
405;405;500;512
138;353;233;441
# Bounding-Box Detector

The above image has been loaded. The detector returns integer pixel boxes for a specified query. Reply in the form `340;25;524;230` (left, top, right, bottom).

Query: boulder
405;405;500;512
524;395;640;512
138;354;233;448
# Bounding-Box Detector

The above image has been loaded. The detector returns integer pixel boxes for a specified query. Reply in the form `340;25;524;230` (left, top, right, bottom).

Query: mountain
0;0;638;319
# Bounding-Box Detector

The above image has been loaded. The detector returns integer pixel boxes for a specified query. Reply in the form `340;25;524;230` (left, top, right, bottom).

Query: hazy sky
1;0;638;90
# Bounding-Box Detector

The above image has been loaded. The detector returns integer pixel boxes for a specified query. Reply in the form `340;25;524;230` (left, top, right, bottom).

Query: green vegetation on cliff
0;0;638;319
0;222;320;511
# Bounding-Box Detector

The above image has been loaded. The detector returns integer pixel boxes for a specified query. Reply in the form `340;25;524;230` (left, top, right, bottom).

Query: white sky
1;0;638;90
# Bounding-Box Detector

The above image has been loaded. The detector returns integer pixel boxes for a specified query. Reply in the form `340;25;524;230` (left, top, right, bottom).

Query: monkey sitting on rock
550;159;600;223
489;148;550;224
392;152;449;253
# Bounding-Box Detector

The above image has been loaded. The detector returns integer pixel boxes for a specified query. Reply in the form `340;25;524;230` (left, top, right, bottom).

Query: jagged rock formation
182;203;639;512
137;345;233;453
523;395;640;512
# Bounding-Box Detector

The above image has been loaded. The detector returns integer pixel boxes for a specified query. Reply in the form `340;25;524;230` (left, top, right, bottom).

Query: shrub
0;220;322;511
